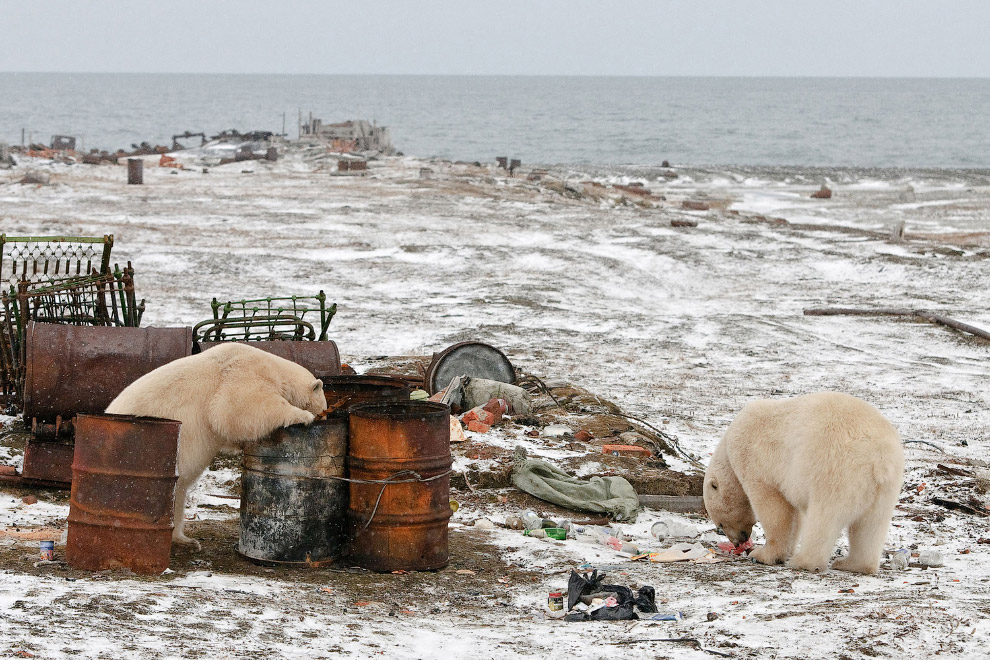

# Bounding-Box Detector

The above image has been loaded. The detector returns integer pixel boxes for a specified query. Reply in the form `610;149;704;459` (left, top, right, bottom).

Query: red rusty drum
347;401;451;571
23;322;192;423
198;340;341;380
66;413;180;574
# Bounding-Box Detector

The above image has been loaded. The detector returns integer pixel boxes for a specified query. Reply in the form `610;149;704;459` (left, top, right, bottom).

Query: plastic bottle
521;511;543;531
918;549;944;567
889;548;910;570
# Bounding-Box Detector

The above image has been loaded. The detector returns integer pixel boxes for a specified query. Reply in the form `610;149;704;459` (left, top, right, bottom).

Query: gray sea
1;73;989;168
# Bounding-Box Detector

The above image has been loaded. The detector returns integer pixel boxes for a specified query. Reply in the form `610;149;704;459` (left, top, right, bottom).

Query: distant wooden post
127;158;143;185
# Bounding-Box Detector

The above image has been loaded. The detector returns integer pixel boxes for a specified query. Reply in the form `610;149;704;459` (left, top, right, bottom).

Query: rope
243;467;454;532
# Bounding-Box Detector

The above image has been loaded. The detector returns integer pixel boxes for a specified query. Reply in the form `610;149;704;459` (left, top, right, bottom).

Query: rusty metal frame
0;260;143;407
1;234;114;291
193;291;336;343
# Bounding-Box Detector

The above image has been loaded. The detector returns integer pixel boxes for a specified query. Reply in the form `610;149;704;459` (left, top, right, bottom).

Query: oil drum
323;375;410;417
66;413;181;574
198;340;341;380
347;401;451;571
238;418;349;565
23;322;192;423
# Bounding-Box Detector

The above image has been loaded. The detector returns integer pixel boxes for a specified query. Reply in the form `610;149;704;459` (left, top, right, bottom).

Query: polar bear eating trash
704;392;904;574
106;342;328;550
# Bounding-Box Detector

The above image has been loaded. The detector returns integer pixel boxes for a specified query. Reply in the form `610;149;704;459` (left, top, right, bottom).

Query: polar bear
106;342;328;549
704;392;904;574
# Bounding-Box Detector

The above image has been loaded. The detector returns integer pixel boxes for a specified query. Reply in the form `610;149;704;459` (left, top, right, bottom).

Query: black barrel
238;418;348;565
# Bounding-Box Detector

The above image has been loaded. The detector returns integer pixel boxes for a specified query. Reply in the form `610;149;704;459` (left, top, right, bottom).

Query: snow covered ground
1;154;989;658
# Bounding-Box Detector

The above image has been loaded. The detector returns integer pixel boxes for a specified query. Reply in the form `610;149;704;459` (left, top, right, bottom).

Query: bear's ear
311;380;322;392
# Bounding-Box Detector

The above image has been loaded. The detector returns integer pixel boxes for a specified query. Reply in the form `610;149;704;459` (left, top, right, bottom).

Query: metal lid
424;341;515;395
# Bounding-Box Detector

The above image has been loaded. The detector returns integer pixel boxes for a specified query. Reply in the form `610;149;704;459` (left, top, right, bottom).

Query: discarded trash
473;518;495;530
541;424;572;438
39;540;55;561
409;389;429;401
548;591;564;611
521;511;543;530
602;444;652;458
890;548;910;570
564;569;657;621
449;416;468;443
648;612;684;622
651;517;700;540
504;515;524;530
462;378;531;415
424;342;516;395
572;526;640;554
511;446;640;521
641;542;712;563
918;549;944;568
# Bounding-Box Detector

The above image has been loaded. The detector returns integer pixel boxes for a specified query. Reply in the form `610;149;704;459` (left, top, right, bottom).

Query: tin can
39;540;55;561
548;591;564;611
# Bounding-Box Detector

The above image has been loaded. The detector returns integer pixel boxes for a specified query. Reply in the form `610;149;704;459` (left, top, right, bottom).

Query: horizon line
2;71;989;80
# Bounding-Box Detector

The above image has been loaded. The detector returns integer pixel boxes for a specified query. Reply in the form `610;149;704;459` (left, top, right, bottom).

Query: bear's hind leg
832;491;898;575
787;501;847;573
171;478;202;551
748;486;798;566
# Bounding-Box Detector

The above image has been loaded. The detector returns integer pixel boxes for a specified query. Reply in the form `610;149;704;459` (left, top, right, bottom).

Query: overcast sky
1;1;988;77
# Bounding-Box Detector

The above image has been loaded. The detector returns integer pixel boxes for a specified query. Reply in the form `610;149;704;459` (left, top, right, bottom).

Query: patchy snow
2;156;990;658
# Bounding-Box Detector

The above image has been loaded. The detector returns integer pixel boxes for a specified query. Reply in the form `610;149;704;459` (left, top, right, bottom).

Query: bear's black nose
739;530;750;543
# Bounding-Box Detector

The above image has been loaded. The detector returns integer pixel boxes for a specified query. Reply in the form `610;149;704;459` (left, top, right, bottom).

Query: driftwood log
804;308;990;342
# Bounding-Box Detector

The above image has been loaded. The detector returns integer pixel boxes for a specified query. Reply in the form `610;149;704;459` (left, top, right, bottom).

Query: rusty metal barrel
198;340;341;380
323;375;410;417
23;322;192;423
347;401;452;572
66;413;180;574
238;418;348;566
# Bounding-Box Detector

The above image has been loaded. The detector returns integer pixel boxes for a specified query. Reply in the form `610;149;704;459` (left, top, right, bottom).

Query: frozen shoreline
1;154;989;658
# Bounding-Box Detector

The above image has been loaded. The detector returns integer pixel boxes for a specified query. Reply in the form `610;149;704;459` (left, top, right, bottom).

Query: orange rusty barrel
23;322;192;423
66;413;180;574
323;375;410;417
347;401;451;571
238;417;348;566
198;340;341;380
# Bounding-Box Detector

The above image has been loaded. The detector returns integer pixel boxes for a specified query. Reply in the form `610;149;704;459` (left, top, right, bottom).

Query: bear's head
297;376;328;416
279;361;328;416
703;450;756;547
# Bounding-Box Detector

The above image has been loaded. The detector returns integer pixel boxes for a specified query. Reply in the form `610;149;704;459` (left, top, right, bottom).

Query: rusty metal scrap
193;292;336;343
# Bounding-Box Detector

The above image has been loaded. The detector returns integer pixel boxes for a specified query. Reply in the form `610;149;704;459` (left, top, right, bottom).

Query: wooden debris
804;307;990;342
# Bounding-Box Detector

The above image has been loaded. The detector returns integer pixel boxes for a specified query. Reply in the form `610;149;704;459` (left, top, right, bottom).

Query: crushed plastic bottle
918;549;944;568
889;548;910;570
521;511;543;531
